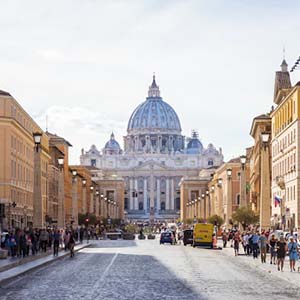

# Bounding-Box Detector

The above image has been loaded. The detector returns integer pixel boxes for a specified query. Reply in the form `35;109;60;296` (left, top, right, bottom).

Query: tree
207;215;224;228
232;206;259;229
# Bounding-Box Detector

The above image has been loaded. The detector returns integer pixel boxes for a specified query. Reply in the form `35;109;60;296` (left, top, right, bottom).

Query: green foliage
232;206;259;228
124;224;137;234
207;215;224;228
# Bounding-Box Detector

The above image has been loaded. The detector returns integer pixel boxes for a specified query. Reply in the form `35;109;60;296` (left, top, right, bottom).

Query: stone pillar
129;178;133;210
72;177;78;226
227;178;233;226
240;166;246;207
150;174;155;209
170;178;174;210
90;191;94;214
260;145;271;230
134;178;138;210
143;178;147;213
156;178;160;212
166;178;170;210
33;147;43;228
57;167;65;229
82;185;87;214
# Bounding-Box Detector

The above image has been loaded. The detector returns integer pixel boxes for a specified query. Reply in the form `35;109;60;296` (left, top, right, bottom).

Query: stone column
129;178;133;210
156;178;160;212
166;178;170;210
150;174;155;209
72;177;78;226
170;178;174;210
260;144;271;230
33;146;43;228
57;167;65;229
90;191;94;214
227;177;233;226
134;178;138;210
82;185;87;214
143;178;147;213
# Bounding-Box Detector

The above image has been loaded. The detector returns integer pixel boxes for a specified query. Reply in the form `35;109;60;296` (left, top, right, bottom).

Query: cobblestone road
1;238;300;300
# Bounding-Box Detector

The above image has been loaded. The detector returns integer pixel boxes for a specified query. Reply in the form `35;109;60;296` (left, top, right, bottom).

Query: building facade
80;76;224;221
0;89;50;229
271;59;300;230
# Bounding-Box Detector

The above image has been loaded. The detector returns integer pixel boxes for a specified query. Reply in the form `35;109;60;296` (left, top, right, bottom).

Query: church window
161;202;166;210
208;160;214;166
139;202;143;210
91;159;96;167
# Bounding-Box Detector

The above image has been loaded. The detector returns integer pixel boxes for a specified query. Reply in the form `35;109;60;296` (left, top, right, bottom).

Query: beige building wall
0;90;50;229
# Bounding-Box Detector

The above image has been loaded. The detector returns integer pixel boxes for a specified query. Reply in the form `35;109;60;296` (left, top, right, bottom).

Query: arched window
208;160;214;166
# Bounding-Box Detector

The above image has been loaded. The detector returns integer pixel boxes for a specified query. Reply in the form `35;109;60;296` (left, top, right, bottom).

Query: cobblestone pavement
1;239;300;300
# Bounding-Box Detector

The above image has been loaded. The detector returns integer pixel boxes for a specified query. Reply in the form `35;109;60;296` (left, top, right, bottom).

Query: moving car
183;229;193;246
160;231;174;245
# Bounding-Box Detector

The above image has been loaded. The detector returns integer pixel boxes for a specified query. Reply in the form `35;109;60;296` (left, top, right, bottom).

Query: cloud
34;106;126;164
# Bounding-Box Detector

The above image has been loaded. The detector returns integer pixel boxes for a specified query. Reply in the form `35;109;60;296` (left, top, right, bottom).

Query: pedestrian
79;227;84;244
269;234;277;265
20;231;27;258
251;232;259;259
53;229;60;257
40;229;49;252
64;230;70;251
259;231;267;263
242;232;249;255
222;231;228;248
276;236;287;272
69;231;75;258
288;237;298;272
233;232;240;256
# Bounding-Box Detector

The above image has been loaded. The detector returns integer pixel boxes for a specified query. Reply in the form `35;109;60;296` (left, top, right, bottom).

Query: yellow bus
193;223;214;248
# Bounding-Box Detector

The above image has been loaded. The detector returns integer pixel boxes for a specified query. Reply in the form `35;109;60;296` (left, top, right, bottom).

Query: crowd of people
0;226;109;259
222;229;300;272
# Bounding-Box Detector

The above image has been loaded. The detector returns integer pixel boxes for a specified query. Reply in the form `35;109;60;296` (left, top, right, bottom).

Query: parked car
160;231;174;245
183;229;193;246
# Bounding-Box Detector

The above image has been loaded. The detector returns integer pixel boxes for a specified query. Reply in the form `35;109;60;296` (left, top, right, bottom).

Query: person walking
259;231;267;263
222;231;228;248
251;232;259;259
288;237;298;272
269;234;277;265
233;232;240;256
69;231;75;258
276;236;287;272
53;229;60;257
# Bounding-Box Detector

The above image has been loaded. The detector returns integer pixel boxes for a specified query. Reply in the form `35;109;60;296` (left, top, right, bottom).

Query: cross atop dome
148;73;160;98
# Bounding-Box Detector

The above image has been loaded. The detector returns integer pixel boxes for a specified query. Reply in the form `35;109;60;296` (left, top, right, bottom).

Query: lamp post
95;190;100;218
100;193;104;219
33;132;43;228
240;155;247;208
201;193;205;219
57;157;65;229
82;179;87;214
71;170;78;227
226;168;232;227
206;190;210;219
260;132;271;230
89;186;94;214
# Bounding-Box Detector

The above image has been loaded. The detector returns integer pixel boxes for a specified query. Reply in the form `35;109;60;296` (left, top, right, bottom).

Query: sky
1;0;300;164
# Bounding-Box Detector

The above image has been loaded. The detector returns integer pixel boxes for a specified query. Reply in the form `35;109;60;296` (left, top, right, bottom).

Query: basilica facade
80;76;224;221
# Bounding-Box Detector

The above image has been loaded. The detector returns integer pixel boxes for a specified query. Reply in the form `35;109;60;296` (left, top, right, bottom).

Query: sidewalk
0;243;90;284
221;244;300;288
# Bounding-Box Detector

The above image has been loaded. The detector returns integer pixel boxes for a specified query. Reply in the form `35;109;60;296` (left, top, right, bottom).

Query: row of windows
272;129;296;156
10;103;34;134
10;160;33;186
10;135;34;161
274;186;296;202
272;152;296;179
273;97;296;136
11;189;32;205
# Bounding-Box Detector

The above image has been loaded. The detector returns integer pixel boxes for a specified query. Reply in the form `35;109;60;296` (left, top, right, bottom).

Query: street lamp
226;168;232;178
71;169;78;227
240;155;246;170
57;157;65;228
261;132;270;149
33;132;43;228
82;179;87;186
217;178;223;187
211;186;215;192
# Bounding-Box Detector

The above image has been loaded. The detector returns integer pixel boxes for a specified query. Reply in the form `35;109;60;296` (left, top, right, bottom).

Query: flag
274;195;282;207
